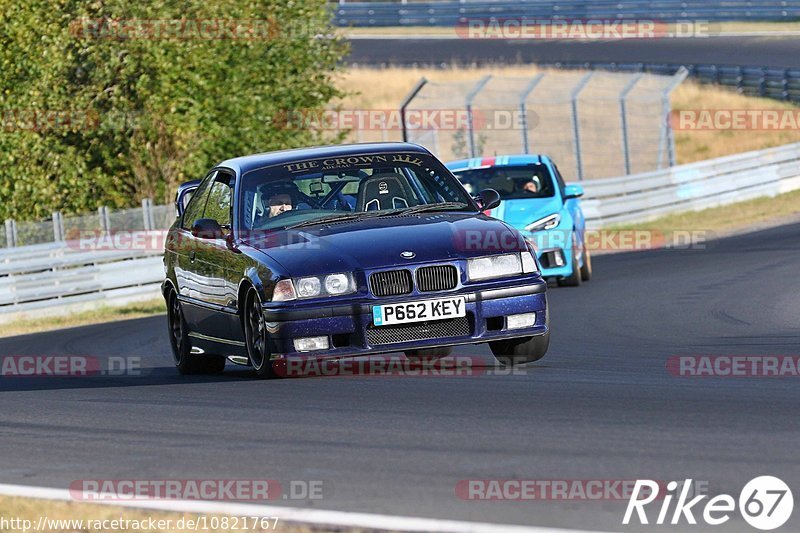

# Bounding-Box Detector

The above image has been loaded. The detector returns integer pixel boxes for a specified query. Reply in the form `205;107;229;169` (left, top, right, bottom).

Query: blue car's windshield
452;164;556;200
239;152;476;230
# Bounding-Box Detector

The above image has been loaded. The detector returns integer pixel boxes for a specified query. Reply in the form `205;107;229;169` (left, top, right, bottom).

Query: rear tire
489;314;550;366
404;346;453;363
556;233;582;287
167;290;226;375
244;288;277;379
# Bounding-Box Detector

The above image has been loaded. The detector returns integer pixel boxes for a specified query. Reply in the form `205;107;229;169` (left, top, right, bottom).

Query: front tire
556;233;582;287
244;288;277;379
489;314;550;366
167;290;226;375
580;237;592;282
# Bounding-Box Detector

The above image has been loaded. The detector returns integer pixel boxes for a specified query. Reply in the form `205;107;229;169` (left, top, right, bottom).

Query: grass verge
608;189;800;236
0;298;166;339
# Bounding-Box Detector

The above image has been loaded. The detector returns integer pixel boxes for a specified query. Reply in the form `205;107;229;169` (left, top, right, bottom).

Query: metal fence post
142;198;155;231
465;75;492;158
619;73;643;175
52;211;65;242
657;67;690;169
5;219;17;248
399;77;428;143
570;72;594;181
519;73;545;154
98;206;110;233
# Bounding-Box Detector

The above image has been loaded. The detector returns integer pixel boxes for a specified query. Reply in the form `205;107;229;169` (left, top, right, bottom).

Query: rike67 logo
624;476;793;530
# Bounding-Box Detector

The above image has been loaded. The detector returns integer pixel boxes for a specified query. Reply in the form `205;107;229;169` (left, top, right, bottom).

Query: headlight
525;213;561;232
468;253;524;281
296;276;322;298
288;272;356;300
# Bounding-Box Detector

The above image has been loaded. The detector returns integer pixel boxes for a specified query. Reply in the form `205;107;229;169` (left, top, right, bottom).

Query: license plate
372;297;466;326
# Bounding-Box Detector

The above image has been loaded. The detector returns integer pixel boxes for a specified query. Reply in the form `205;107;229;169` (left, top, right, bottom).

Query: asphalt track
346;36;800;68
1;222;800;531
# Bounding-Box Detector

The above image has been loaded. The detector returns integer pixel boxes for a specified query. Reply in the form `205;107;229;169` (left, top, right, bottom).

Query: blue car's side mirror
563;184;584;200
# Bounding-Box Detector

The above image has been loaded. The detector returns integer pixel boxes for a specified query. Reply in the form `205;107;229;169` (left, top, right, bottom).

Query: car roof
445;155;552;171
216;142;432;175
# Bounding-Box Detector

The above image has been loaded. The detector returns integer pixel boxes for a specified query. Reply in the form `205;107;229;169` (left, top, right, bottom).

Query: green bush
0;0;347;221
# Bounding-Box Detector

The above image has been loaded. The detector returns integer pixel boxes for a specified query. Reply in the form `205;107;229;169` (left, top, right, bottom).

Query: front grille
366;316;471;346
416;265;458;292
370;269;413;297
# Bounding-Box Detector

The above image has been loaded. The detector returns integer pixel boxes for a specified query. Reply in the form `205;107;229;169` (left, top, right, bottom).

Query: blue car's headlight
525;213;561;232
467;252;538;281
273;273;356;301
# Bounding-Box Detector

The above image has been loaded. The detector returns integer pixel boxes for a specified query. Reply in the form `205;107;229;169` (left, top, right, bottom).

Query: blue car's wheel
580;241;592;281
557;233;582;287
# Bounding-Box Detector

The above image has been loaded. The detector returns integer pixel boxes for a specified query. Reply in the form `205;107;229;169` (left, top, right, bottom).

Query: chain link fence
400;68;687;180
2;200;176;249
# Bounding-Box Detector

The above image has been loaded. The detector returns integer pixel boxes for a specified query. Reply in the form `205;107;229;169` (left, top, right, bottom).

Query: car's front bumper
261;281;547;360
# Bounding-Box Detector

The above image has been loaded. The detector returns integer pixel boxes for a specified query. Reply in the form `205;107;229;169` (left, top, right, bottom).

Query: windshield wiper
393;202;470;215
284;212;378;230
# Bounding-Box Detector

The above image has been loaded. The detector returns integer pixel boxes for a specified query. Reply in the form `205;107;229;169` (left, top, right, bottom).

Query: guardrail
581;142;800;227
0;242;164;316
533;62;800;103
333;1;800;26
2;141;799;316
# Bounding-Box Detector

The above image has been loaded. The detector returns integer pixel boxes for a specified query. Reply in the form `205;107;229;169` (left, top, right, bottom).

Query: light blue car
446;155;591;286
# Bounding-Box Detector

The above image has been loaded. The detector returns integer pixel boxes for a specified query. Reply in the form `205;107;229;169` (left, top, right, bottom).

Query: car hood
241;213;526;276
488;197;564;231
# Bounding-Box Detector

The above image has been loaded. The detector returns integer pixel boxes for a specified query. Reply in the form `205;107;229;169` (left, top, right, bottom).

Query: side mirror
175;179;201;217
191;218;224;240
563;184;584;200
476;189;502;211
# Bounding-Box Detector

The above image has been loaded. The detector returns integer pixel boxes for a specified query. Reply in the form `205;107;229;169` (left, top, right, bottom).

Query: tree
0;0;347;220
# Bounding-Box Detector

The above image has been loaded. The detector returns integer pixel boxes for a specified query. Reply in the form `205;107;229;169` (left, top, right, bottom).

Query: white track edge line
0;482;609;533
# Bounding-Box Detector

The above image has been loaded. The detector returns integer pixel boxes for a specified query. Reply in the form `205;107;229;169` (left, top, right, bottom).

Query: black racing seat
356;173;417;211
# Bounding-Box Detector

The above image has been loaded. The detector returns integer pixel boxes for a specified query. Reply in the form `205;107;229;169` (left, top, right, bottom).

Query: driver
256;180;299;221
517;176;541;194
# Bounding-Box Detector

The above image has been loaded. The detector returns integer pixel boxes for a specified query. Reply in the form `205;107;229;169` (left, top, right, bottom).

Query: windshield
452;164;556;200
239;152;475;231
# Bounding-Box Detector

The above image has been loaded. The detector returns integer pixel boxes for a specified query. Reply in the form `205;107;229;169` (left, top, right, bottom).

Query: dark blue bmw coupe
163;143;549;378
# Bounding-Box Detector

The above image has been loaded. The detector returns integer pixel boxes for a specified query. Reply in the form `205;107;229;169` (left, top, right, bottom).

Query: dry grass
0;496;313;533
610;188;800;235
671;81;800;163
333;66;800;164
0;298;166;338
